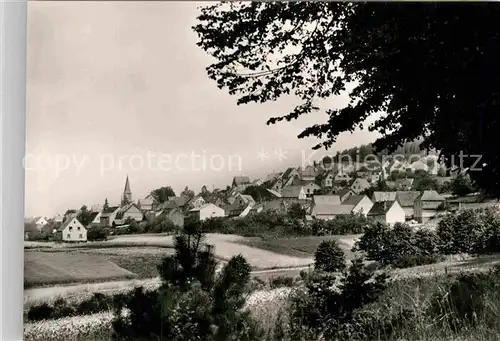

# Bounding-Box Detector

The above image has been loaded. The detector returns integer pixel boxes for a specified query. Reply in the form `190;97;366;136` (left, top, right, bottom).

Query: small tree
288;203;306;220
314;240;346;273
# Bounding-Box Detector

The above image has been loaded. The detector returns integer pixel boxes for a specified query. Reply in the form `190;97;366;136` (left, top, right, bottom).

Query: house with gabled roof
281;185;307;200
372;191;397;203
322;171;336;188
414;190;446;223
100;206;120;227
187;195;206;210
301;165;318;181
189;203;225;221
138;197;155;213
342;195;374;217
334;170;351;183
114;203;143;226
350;178;371;194
57;215;87;242
395;178;414;191
367;201;406;226
232;176;251;191
395;191;420;220
333;188;355;202
302;181;321;197
313;195;342;206
311;198;354;220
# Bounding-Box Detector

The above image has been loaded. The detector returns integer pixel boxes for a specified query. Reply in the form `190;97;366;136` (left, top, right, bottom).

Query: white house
57;216;87;242
350;178;371;194
334;170;351;183
342;195;374;217
100;206;120;227
53;214;64;224
188;195;206;210
91;211;102;225
367;201;406;226
35;217;48;230
189;203;225;221
302;182;321;197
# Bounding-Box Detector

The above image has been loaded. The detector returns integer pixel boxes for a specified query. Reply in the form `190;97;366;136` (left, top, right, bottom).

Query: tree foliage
194;3;500;197
151;186;176;204
77;206;94;226
314;240;346;273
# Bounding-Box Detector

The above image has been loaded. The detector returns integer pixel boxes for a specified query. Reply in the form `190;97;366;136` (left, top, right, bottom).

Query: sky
26;2;379;217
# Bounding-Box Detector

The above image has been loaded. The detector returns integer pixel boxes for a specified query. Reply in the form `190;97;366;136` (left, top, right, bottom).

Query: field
239;234;361;259
24;251;137;288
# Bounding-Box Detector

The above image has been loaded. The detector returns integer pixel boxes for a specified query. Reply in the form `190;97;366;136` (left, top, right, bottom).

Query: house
334;188;355;202
312;204;354;220
367;201;406;225
187;195;206;210
409;160;429;173
370;171;382;184
395;178;414;191
350;178;371;194
372;191;397;203
91;211;102;225
414;190;446;223
264;173;282;184
312;195;342;206
281;186;307;200
232;176;251;191
342;195;374;217
270;177;284;192
53;214;64;224
334;170;351;183
162;206;185;227
114;203;143;226
395;191;420;220
57;216;87;242
251;179;263;187
302;181;321;197
322;171;336;188
281;167;302;187
226;194;256;217
138;197;155;212
100;206;120;227
189;203;225;221
301;165;318;181
266;188;282;198
35;217;48;230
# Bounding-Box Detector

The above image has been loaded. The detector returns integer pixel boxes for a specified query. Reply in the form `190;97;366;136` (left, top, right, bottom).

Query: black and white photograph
20;2;500;341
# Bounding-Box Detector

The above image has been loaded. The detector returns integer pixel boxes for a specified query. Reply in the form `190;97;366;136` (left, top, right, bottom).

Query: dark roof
368;201;395;216
342;195;366;206
396;191;420;207
336;188;353;198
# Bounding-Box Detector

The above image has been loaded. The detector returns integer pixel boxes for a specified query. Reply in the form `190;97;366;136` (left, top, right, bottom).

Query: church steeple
122;175;132;205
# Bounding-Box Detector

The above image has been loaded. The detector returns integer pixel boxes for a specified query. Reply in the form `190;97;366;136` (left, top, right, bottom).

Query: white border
0;0;27;340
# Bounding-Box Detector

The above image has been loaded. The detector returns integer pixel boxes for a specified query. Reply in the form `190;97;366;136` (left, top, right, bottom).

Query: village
24;148;496;243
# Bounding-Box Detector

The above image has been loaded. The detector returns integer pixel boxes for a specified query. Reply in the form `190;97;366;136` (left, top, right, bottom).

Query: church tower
122;175;133;206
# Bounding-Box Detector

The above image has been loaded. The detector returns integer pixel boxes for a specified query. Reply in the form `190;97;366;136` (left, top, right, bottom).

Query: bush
269;276;295;289
355;222;443;268
87;227;108;241
314;240;346;273
288;258;389;340
27;303;54;321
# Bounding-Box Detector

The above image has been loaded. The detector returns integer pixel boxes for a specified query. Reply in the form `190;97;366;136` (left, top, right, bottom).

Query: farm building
367;201;406;226
302;181;321;197
414;190;446;223
342;195;374;217
57;216;87;242
396;191;420;220
189;203;225;221
334;188;355;202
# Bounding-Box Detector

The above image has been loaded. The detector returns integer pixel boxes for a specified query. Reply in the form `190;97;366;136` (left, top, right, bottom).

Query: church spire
122;175;132;205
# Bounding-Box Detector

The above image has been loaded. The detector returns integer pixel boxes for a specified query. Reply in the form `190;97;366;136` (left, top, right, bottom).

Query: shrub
27;303;54;321
112;225;264;341
288;258;389;340
314;240;346;273
355;222;442;268
269;276;295;289
87;227;108;241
